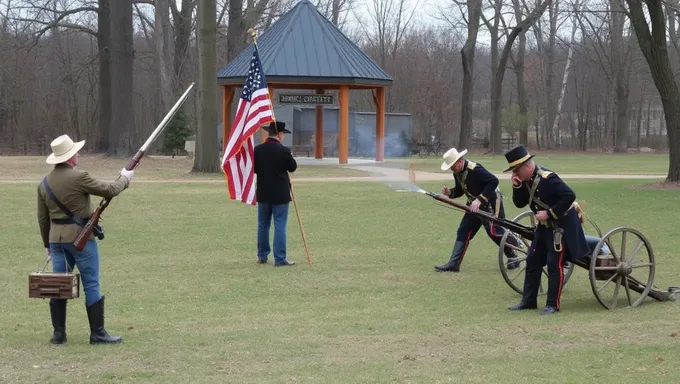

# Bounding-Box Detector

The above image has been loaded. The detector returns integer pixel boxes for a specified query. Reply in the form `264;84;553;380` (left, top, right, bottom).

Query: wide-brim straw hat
46;134;85;164
440;147;468;171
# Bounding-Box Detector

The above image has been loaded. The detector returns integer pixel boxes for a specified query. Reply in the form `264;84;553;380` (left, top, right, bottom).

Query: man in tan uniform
37;134;134;344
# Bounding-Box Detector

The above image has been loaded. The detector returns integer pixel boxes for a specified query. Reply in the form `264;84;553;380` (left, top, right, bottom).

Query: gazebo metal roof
216;0;393;87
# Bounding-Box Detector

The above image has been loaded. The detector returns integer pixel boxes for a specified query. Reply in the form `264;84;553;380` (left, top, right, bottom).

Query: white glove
120;168;135;180
45;248;51;258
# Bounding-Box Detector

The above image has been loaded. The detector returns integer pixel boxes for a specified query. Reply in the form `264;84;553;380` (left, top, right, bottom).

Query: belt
51;218;77;225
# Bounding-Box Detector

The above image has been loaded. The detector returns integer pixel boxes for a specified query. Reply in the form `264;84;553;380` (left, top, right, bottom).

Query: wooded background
2;0;680;179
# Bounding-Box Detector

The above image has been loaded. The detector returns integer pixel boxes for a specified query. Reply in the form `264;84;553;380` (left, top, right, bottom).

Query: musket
404;183;535;241
73;82;196;250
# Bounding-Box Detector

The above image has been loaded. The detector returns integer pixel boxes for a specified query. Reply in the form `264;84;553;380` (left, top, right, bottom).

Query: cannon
497;209;679;309
401;179;679;310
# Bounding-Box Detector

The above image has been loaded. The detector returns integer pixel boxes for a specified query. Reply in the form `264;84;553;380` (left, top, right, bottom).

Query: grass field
2;158;680;383
0;155;371;181
385;152;670;175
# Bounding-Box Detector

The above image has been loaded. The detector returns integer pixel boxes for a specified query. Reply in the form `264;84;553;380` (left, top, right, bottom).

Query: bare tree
489;0;553;154
193;0;219;172
480;0;502;152
109;0;135;156
624;0;680;181
154;0;172;114
170;0;195;95
226;0;272;62
510;0;529;145
457;0;482;149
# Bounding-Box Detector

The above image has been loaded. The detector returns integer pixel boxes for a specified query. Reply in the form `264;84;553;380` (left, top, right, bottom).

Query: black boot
503;235;522;270
49;299;67;344
508;300;538;310
86;296;122;344
435;241;466;272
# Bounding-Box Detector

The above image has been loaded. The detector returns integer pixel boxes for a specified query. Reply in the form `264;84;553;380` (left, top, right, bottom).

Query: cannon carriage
497;209;679;309
401;163;679;309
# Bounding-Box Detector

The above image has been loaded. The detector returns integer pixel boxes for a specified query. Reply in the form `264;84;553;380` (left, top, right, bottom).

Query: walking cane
290;182;312;265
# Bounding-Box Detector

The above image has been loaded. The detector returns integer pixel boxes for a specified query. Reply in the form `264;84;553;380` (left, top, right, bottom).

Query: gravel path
0;165;666;184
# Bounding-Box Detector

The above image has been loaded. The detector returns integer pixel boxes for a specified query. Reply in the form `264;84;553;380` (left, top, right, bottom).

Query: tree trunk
611;0;629;152
511;0;529;146
109;0;135;156
155;0;173;115
625;0;680;181
543;0;558;148
95;0;111;153
172;0;194;96
458;0;481;150
550;12;577;149
227;0;245;61
193;0;220;173
636;97;643;147
487;0;500;153
490;0;553;154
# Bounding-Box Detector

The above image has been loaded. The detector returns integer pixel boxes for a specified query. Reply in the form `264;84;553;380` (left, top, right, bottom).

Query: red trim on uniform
489;222;500;238
556;245;565;310
457;230;473;266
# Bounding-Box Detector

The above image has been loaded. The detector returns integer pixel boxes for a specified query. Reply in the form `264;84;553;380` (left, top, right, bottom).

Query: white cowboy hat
440;147;468;171
46;134;85;164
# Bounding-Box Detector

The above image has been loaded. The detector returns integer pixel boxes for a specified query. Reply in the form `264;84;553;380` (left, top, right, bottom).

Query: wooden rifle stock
72;151;145;250
72;83;195;250
426;191;535;241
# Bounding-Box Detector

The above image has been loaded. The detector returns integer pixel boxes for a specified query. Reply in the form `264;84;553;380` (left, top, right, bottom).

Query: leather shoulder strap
42;177;77;220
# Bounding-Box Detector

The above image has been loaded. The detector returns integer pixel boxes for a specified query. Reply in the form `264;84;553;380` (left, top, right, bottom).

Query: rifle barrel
426;191;534;241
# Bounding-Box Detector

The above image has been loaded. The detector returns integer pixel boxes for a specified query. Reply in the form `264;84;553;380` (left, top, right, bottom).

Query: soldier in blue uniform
435;148;521;272
503;145;590;315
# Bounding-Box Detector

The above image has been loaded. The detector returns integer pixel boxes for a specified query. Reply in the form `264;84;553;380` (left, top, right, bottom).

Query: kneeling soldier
504;145;589;315
435;148;521;272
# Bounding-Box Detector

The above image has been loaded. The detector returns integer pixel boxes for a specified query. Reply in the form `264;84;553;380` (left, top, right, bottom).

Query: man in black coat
435;147;521;272
504;145;590;315
254;121;298;266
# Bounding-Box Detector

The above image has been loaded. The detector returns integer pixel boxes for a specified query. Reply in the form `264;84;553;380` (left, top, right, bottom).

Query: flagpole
248;28;312;266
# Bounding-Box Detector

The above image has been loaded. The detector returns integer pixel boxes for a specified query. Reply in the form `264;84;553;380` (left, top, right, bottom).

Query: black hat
503;145;535;172
264;121;291;134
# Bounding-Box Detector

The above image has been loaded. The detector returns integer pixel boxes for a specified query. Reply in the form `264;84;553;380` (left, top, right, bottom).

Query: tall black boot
435;241;466;272
49;299;67;344
86;296;122;344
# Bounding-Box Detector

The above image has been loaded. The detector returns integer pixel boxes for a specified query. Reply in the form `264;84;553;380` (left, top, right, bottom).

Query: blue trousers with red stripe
522;226;566;309
451;207;519;267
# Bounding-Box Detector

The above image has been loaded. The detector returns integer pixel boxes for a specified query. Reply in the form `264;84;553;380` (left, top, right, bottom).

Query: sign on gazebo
278;94;335;105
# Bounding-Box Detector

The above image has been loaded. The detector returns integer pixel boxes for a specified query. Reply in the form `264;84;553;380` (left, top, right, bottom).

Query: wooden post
262;85;275;143
338;85;349;164
315;88;324;159
375;87;385;162
222;86;234;153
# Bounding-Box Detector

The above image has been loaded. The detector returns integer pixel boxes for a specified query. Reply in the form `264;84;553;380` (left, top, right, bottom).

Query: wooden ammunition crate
28;272;80;299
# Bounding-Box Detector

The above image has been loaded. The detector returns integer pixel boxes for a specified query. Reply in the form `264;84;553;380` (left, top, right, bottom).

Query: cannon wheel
588;227;656;309
498;211;575;295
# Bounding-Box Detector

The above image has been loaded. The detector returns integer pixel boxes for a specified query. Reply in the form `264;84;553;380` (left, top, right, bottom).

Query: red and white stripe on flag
221;47;273;205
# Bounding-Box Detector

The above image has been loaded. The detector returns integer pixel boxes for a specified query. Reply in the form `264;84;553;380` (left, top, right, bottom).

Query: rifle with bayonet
72;82;196;250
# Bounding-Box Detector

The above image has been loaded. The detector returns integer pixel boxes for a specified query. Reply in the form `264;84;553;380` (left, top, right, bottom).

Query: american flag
221;46;274;205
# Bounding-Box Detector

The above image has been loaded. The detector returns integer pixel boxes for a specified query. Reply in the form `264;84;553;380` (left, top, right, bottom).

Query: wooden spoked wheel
588;227;655;309
498;211;575;295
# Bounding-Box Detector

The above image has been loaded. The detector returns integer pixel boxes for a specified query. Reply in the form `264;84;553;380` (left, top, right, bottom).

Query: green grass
385;152;670;175
1;177;680;383
0;155;371;181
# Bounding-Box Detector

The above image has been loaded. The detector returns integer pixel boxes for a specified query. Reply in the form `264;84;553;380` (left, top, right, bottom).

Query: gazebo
216;0;393;164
